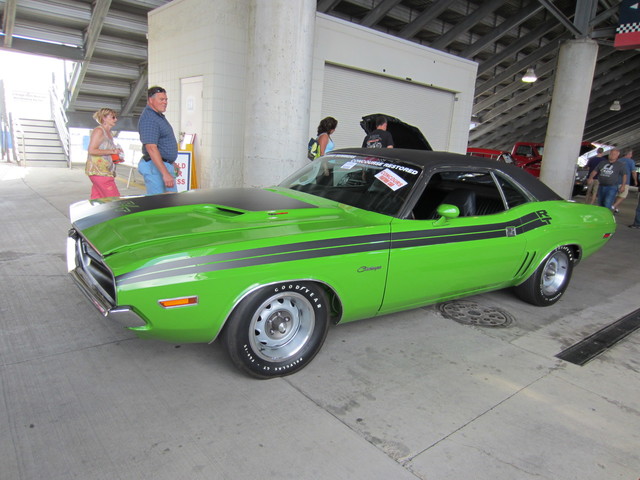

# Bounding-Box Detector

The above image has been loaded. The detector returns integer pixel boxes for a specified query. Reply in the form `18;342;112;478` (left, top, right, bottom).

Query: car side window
493;174;530;208
516;145;532;156
410;170;513;220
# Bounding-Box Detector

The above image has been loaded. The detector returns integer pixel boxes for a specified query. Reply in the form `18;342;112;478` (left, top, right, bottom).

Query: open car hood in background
360;114;433;151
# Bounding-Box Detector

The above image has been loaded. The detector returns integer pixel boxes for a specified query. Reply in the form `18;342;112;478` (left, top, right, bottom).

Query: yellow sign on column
177;138;198;191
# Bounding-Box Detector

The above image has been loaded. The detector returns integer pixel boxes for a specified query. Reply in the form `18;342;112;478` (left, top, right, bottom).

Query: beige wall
148;2;477;189
149;0;250;189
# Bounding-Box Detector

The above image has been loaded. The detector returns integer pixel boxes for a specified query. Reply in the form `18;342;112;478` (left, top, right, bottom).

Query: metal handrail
49;86;71;167
0;79;16;164
9;113;26;166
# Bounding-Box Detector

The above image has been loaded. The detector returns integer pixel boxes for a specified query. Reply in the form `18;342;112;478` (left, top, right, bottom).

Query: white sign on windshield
375;168;408;191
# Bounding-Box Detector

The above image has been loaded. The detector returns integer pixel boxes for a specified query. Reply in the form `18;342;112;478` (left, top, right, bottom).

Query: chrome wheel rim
249;292;315;362
540;251;569;296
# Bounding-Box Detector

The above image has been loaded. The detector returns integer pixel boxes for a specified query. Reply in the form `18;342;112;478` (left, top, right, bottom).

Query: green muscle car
67;149;615;378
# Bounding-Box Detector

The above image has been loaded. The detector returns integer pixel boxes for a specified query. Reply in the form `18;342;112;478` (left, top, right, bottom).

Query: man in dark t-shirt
587;148;627;210
362;115;394;148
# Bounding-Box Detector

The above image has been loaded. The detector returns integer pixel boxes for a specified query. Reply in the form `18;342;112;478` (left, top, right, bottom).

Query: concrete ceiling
1;0;638;153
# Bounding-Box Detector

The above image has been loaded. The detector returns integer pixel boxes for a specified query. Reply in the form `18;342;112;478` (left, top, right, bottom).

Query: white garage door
321;63;455;151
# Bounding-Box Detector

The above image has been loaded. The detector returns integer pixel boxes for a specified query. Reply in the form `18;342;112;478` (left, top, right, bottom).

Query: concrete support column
243;0;316;188
540;38;598;198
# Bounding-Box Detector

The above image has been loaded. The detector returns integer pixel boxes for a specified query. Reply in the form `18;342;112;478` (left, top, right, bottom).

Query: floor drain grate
438;301;514;327
556;308;640;366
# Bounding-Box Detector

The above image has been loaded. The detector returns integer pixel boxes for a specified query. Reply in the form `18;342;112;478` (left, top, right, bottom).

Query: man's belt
142;155;174;164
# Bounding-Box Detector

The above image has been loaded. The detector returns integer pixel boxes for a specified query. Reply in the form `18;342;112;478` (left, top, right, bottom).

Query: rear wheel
514;246;574;306
223;282;330;378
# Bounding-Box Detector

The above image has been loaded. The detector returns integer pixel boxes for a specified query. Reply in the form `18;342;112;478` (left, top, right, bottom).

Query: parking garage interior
1;1;640;479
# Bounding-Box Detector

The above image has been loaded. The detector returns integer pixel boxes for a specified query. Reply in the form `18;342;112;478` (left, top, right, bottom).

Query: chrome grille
69;230;117;305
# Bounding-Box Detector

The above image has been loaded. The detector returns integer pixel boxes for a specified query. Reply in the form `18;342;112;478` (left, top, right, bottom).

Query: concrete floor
1;162;639;480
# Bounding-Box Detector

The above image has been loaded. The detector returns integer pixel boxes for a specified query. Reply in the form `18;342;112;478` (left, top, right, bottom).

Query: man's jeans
138;158;178;195
634;199;640;225
597;184;618;210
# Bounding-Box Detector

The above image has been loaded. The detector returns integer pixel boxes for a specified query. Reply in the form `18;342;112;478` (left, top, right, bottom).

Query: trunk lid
360;114;432;151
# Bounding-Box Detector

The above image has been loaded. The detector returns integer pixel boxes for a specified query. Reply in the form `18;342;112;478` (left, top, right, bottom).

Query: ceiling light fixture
609;100;621;111
522;67;538;83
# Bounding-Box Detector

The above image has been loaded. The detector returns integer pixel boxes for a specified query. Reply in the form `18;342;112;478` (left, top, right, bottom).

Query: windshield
279;154;423;216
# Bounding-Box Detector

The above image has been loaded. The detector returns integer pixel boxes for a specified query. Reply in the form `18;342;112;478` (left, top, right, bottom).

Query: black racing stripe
115;232;391;283
516;211;551;234
392;222;512;241
116;215;518;284
115;210;554;286
391;229;505;248
117;241;390;285
390;211;544;240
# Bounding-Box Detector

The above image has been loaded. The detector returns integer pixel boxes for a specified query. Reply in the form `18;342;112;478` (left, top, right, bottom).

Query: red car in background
468;142;596;196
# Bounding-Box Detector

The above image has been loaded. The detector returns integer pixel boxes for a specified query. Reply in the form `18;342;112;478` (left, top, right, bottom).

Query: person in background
362;115;394;148
85;107;122;199
138;86;179;195
316;116;338;179
629;196;640;228
316;116;338;156
584;147;605;205
611;149;636;213
586;147;626;211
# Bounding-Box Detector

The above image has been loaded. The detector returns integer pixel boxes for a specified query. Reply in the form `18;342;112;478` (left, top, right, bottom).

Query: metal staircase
15;118;67;167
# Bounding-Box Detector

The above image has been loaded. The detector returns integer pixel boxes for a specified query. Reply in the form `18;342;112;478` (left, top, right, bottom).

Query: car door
380;169;535;313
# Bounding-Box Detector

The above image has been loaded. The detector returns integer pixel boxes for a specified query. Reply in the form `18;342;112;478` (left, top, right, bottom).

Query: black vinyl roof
331;147;563;201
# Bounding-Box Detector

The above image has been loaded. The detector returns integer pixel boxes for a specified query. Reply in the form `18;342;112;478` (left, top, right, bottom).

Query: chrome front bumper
67;234;146;329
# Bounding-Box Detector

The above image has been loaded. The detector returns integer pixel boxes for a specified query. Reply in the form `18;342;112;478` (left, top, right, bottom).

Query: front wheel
222;282;330;378
513;246;574;306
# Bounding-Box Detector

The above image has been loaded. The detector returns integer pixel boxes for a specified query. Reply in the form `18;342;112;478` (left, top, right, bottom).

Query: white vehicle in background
577;143;612;167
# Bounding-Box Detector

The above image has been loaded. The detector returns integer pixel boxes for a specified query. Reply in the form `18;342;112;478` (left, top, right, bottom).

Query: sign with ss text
176;151;192;192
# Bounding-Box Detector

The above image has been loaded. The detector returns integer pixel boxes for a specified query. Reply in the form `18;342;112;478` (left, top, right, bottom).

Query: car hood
70;188;387;263
360;114;432;150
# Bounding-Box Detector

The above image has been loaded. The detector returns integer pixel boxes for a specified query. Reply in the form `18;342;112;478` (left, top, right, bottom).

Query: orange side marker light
159;296;198;308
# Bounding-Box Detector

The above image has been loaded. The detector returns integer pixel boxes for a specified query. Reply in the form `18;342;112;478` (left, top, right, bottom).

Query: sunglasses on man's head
148;87;166;97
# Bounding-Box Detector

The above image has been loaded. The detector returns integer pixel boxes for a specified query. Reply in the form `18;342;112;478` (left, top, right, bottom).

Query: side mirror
433;204;460;226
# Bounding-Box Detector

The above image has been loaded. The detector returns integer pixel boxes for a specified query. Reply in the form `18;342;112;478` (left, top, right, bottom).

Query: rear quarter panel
514;200;615;275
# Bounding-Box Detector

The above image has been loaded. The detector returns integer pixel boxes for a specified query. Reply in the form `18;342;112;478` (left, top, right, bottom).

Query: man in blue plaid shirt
137;86;179;194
